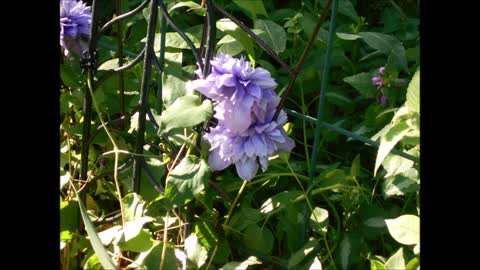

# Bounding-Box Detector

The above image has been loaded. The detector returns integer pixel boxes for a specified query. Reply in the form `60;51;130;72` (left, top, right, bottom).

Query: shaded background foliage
60;0;420;269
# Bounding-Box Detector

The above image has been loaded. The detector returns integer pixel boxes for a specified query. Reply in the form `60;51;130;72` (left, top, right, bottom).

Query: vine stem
206;180;248;270
86;71;125;226
284;156;336;268
159;212;169;270
273;0;333;120
116;0;125;120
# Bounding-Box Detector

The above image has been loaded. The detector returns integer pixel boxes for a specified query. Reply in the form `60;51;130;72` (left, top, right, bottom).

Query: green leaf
97;225;122;246
60;170;69;190
338;0;358;21
195;222;217;251
220;256;262;270
308;256;322;270
405;113;420;134
233;0;268;19
60;199;79;232
406;257;420;270
122;217;155;241
149;32;201;50
254;19;287;54
185;233;208;268
158;95;213;134
98;58;120;71
382;153;414;177
230;207;263;232
310;207;329;235
165;155;209;208
385;215;420;245
288;239;320;269
325;91;354;108
242;224;274;254
260;190;303;214
118;228;155;252
382;168;419;197
343;72;377;98
140;158;167;202
336;32;361;40
213;241;232;265
358;50;385;62
358;32;408;72
60;230;73;244
314;167;351;187
61;60;83;89
339;236;351;270
319;0;358;21
76;195;117;269
132;241;178;269
161;63;189;107
374;121;410;176
122;193;146;222
370;259;386;270
385;248;406;270
84;253;103;270
390;106;410;123
413;244;420;255
363;217;386;228
358;31;398;54
216;18;255;63
350;154;361;177
336;233;363;270
168;1;206;16
406;69;420;113
217;35;245;56
279;203;307;254
117;217;156;252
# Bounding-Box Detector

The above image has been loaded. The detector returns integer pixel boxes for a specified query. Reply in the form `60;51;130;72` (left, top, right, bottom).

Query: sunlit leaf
385;215;420;245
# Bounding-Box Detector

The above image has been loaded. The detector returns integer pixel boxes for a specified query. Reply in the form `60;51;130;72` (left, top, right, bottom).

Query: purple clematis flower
188;54;295;180
205;109;295;181
60;0;91;57
187;53;279;133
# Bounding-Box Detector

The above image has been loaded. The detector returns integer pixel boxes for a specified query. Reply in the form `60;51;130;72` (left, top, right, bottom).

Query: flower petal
244;138;255;157
235;158;259;181
208;148;231;171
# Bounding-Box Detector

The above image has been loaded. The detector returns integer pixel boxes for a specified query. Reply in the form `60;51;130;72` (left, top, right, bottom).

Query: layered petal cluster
189;53;279;133
188;54;295;180
60;0;91;57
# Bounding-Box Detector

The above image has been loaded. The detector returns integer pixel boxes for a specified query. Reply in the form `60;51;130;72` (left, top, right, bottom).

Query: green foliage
233;0;268;19
76;195;117;269
168;1;206;16
385;248;406;270
185;233;208;268
385;215;420;245
157;95;213;135
220;256;262;270
165;155;210;208
242;224;275;254
288;239;320;269
358;32;408;72
343;72;378;98
216;18;256;63
60;1;420;269
132;242;178;269
254;19;287;54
